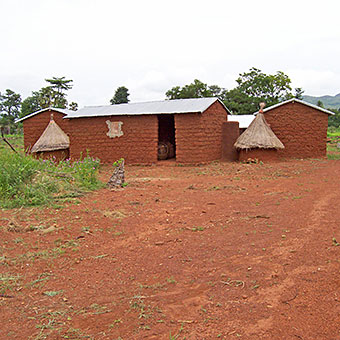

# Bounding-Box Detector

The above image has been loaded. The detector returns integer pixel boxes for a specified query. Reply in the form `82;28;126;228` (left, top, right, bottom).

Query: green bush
327;126;340;137
0;150;103;208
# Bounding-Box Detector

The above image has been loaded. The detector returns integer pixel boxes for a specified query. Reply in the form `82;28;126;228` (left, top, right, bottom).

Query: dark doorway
157;115;176;160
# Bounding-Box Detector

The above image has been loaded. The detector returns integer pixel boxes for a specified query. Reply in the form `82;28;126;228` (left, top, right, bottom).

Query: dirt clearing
1;159;340;339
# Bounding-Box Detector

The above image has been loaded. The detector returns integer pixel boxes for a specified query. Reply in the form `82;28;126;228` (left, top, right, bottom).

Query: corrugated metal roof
228;114;255;128
66;97;230;119
15;107;73;123
253;98;335;115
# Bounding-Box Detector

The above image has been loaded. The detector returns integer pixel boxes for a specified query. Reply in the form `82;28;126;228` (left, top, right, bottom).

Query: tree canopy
165;79;223;100
0;89;22;130
225;68;292;114
21;95;40;118
45;77;73;95
328;108;340;128
20;77;76;118
164;68;303;115
110;86;130;105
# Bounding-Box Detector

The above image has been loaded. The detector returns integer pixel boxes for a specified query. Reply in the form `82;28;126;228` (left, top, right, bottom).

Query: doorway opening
157;115;176;160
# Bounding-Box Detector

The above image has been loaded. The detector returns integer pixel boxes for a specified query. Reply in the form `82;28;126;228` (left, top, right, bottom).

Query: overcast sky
1;0;340;107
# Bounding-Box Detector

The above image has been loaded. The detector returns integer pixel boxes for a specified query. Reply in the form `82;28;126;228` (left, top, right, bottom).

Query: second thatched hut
234;104;284;162
31;114;70;162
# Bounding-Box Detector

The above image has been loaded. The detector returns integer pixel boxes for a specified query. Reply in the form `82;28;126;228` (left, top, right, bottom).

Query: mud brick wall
68;115;158;164
264;102;329;159
221;121;240;161
23;110;69;152
175;101;228;163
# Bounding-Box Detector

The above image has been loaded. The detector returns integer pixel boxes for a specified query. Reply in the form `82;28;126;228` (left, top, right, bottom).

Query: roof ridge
253;98;335;115
66;97;230;118
15;107;70;123
82;97;218;108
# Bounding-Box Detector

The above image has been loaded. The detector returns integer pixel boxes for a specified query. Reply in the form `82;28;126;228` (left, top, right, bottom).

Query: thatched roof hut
234;105;284;162
31;114;69;153
234;112;284;150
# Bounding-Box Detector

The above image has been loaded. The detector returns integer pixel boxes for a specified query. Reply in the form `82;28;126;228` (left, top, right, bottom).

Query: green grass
327;128;340;159
0;134;24;152
327;127;340;137
328;154;340;160
0;145;103;208
327;142;340;159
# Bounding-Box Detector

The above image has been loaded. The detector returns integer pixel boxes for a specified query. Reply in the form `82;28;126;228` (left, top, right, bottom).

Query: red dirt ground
1;159;340;340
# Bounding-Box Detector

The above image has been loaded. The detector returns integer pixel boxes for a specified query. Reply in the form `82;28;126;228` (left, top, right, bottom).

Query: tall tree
110;86;130;104
222;68;295;114
221;88;254;115
20;94;40;118
294;87;304;100
20;76;74;118
45;77;73;108
45;77;73;95
166;79;223;99
36;87;57;108
165;69;301;115
328;108;340;128
0;89;22;130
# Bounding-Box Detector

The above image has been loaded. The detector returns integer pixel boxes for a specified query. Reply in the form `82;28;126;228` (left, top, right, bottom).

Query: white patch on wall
106;120;124;138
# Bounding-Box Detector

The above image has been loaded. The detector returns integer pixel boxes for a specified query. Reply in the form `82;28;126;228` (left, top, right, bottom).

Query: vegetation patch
327;127;340;159
0;149;103;208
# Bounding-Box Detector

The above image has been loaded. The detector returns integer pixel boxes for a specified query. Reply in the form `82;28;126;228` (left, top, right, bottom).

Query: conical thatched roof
234;112;284;150
31;115;69;153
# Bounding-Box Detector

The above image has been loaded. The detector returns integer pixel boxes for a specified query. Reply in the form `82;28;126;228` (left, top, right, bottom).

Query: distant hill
303;93;340;110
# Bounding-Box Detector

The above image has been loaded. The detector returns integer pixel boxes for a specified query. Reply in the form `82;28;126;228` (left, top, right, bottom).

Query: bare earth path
1;159;340;339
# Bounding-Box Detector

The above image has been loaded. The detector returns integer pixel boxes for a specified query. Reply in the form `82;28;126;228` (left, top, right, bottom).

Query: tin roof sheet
15;107;73;123
228;114;255;128
66;97;230;119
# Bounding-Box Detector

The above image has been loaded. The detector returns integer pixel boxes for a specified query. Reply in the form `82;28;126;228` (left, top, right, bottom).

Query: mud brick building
66;98;231;164
17;98;333;164
233;99;333;162
18;98;236;164
262;99;333;159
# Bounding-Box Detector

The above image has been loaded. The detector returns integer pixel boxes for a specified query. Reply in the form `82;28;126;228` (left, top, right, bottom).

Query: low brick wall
23;110;69;152
264;102;329;159
221;121;239;161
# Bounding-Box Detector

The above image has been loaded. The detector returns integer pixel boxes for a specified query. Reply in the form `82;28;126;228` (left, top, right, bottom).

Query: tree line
1;68;339;133
0;79;131;133
0;77;78;133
